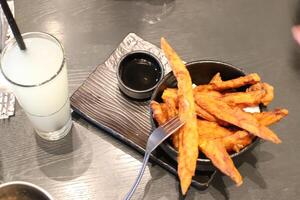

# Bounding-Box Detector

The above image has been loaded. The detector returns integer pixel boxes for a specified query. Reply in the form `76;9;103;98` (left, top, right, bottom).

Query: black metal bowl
150;60;260;171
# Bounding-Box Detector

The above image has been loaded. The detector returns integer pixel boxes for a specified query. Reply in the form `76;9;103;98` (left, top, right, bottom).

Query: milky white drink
1;32;72;140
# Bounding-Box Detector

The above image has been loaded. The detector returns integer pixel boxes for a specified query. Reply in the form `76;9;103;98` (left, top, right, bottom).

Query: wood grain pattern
71;63;151;149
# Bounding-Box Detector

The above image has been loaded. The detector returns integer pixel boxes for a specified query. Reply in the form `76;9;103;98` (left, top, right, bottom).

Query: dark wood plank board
71;63;151;151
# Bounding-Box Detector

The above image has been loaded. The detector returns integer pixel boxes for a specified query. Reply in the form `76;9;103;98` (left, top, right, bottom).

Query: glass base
35;117;73;141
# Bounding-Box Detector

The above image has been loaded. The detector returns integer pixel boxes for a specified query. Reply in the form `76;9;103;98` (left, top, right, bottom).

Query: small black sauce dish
117;51;164;100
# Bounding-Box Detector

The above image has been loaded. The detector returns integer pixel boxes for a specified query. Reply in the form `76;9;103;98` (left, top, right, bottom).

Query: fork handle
124;152;150;200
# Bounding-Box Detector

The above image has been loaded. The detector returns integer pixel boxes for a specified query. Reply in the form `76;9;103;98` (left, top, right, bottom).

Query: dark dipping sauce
119;53;163;91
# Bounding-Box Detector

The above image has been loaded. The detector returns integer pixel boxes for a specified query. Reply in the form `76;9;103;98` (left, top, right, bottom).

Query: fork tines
162;116;183;133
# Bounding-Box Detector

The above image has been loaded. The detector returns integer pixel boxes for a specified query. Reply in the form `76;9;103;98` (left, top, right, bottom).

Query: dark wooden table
0;0;299;199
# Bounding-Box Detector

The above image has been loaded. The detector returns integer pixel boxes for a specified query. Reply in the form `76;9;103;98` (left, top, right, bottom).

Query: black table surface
0;0;299;199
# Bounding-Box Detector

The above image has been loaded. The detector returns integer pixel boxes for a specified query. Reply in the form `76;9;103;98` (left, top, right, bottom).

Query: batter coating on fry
199;139;243;186
162;88;178;118
221;130;254;153
222;90;265;107
211;73;261;91
150;101;167;125
209;72;222;84
195;94;281;144
247;82;274;106
161;89;180;149
194;73;260;92
254;109;288;126
162;84;271;114
197;120;232;139
161;38;198;195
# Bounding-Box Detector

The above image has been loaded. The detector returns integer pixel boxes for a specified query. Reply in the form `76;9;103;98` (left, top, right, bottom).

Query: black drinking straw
0;0;26;50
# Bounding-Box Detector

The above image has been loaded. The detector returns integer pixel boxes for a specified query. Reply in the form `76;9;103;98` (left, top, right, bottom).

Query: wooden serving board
70;33;215;189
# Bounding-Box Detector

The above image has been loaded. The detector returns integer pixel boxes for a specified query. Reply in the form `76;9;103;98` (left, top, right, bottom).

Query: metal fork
124;116;184;200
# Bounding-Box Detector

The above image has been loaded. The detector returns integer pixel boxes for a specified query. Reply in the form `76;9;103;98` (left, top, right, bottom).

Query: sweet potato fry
209;72;222;84
162;88;178;103
151;101;181;149
253;108;288;126
259;83;274;106
199;139;243;186
160;88;231;124
160;103;169;119
197;119;253;153
221;130;254;153
197;120;232;139
194;84;214;92
222;90;265;107
162;88;221;122
159;86;285;127
194;73;261;92
198;90;223;98
195;94;281;144
160;104;180;150
150;101;167;125
161;90;180;149
247;82;274;106
162;88;179;149
165;86;266;109
161;37;198;194
161;88;178;119
211;73;261;91
196;105;218;122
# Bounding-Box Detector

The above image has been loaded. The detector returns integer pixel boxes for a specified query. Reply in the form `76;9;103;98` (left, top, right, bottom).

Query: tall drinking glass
0;32;72;141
